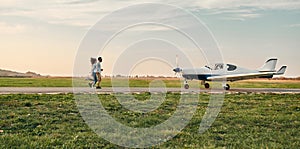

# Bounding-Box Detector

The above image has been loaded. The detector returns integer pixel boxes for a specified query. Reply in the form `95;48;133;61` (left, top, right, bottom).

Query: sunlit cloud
0;22;28;34
287;24;300;28
221;12;263;21
201;7;263;21
0;0;299;27
192;0;300;10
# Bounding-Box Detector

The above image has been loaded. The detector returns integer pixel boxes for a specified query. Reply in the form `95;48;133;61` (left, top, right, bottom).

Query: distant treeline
272;77;300;80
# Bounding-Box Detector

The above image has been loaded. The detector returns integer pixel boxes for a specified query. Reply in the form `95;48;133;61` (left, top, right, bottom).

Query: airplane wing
207;72;275;81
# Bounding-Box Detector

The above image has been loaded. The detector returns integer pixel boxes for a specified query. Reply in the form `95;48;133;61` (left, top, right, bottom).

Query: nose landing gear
184;84;189;89
184;80;189;89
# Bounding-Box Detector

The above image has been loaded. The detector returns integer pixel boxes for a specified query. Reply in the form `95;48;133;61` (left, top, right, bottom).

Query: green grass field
0;77;300;88
1;93;299;148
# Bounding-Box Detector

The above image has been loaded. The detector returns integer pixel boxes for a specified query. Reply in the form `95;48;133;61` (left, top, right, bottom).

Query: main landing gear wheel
224;84;230;90
204;83;210;89
184;84;189;89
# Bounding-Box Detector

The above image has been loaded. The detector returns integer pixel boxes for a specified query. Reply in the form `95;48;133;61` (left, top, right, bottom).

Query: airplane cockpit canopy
227;64;237;71
214;63;224;70
205;63;237;71
205;63;225;70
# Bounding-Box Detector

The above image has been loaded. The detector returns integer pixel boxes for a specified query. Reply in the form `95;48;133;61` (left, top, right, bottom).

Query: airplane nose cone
173;68;181;73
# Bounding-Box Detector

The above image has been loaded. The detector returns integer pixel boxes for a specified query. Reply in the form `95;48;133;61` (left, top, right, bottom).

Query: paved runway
0;87;299;94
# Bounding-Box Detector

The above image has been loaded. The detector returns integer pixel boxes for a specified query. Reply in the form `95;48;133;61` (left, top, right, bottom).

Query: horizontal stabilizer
276;66;287;75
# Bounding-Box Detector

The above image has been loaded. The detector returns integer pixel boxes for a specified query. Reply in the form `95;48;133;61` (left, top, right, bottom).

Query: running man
95;57;103;89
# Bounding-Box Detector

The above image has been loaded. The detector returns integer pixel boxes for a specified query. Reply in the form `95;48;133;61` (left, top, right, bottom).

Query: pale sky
1;0;300;77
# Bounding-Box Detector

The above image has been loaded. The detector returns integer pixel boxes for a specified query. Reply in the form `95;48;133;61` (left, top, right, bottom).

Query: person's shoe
96;86;101;89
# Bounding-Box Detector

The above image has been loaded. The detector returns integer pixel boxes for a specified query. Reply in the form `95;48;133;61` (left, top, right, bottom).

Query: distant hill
0;69;42;77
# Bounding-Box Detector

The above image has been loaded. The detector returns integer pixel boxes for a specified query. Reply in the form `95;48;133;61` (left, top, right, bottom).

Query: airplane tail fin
275;66;287;75
259;58;277;72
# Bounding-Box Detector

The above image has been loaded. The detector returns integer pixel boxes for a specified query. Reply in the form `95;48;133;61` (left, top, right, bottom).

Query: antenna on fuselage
173;55;182;76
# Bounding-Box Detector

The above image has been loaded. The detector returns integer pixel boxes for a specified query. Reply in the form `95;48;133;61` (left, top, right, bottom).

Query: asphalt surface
0;87;300;94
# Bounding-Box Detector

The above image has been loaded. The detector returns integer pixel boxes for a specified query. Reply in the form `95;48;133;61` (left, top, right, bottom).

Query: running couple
89;57;102;89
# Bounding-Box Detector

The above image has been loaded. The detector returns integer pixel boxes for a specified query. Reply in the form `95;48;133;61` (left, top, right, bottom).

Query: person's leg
93;72;97;87
96;73;101;88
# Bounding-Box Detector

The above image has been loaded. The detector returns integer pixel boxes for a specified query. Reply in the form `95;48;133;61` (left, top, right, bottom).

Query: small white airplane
173;58;287;90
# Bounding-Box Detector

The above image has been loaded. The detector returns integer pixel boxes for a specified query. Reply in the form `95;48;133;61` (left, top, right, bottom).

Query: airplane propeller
176;54;178;68
173;55;182;77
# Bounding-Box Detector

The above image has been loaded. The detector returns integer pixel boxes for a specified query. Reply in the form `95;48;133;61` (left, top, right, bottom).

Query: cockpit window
205;65;212;70
214;63;224;70
227;64;237;71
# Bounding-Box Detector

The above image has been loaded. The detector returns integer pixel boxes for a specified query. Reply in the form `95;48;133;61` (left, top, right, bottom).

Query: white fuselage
181;63;275;82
